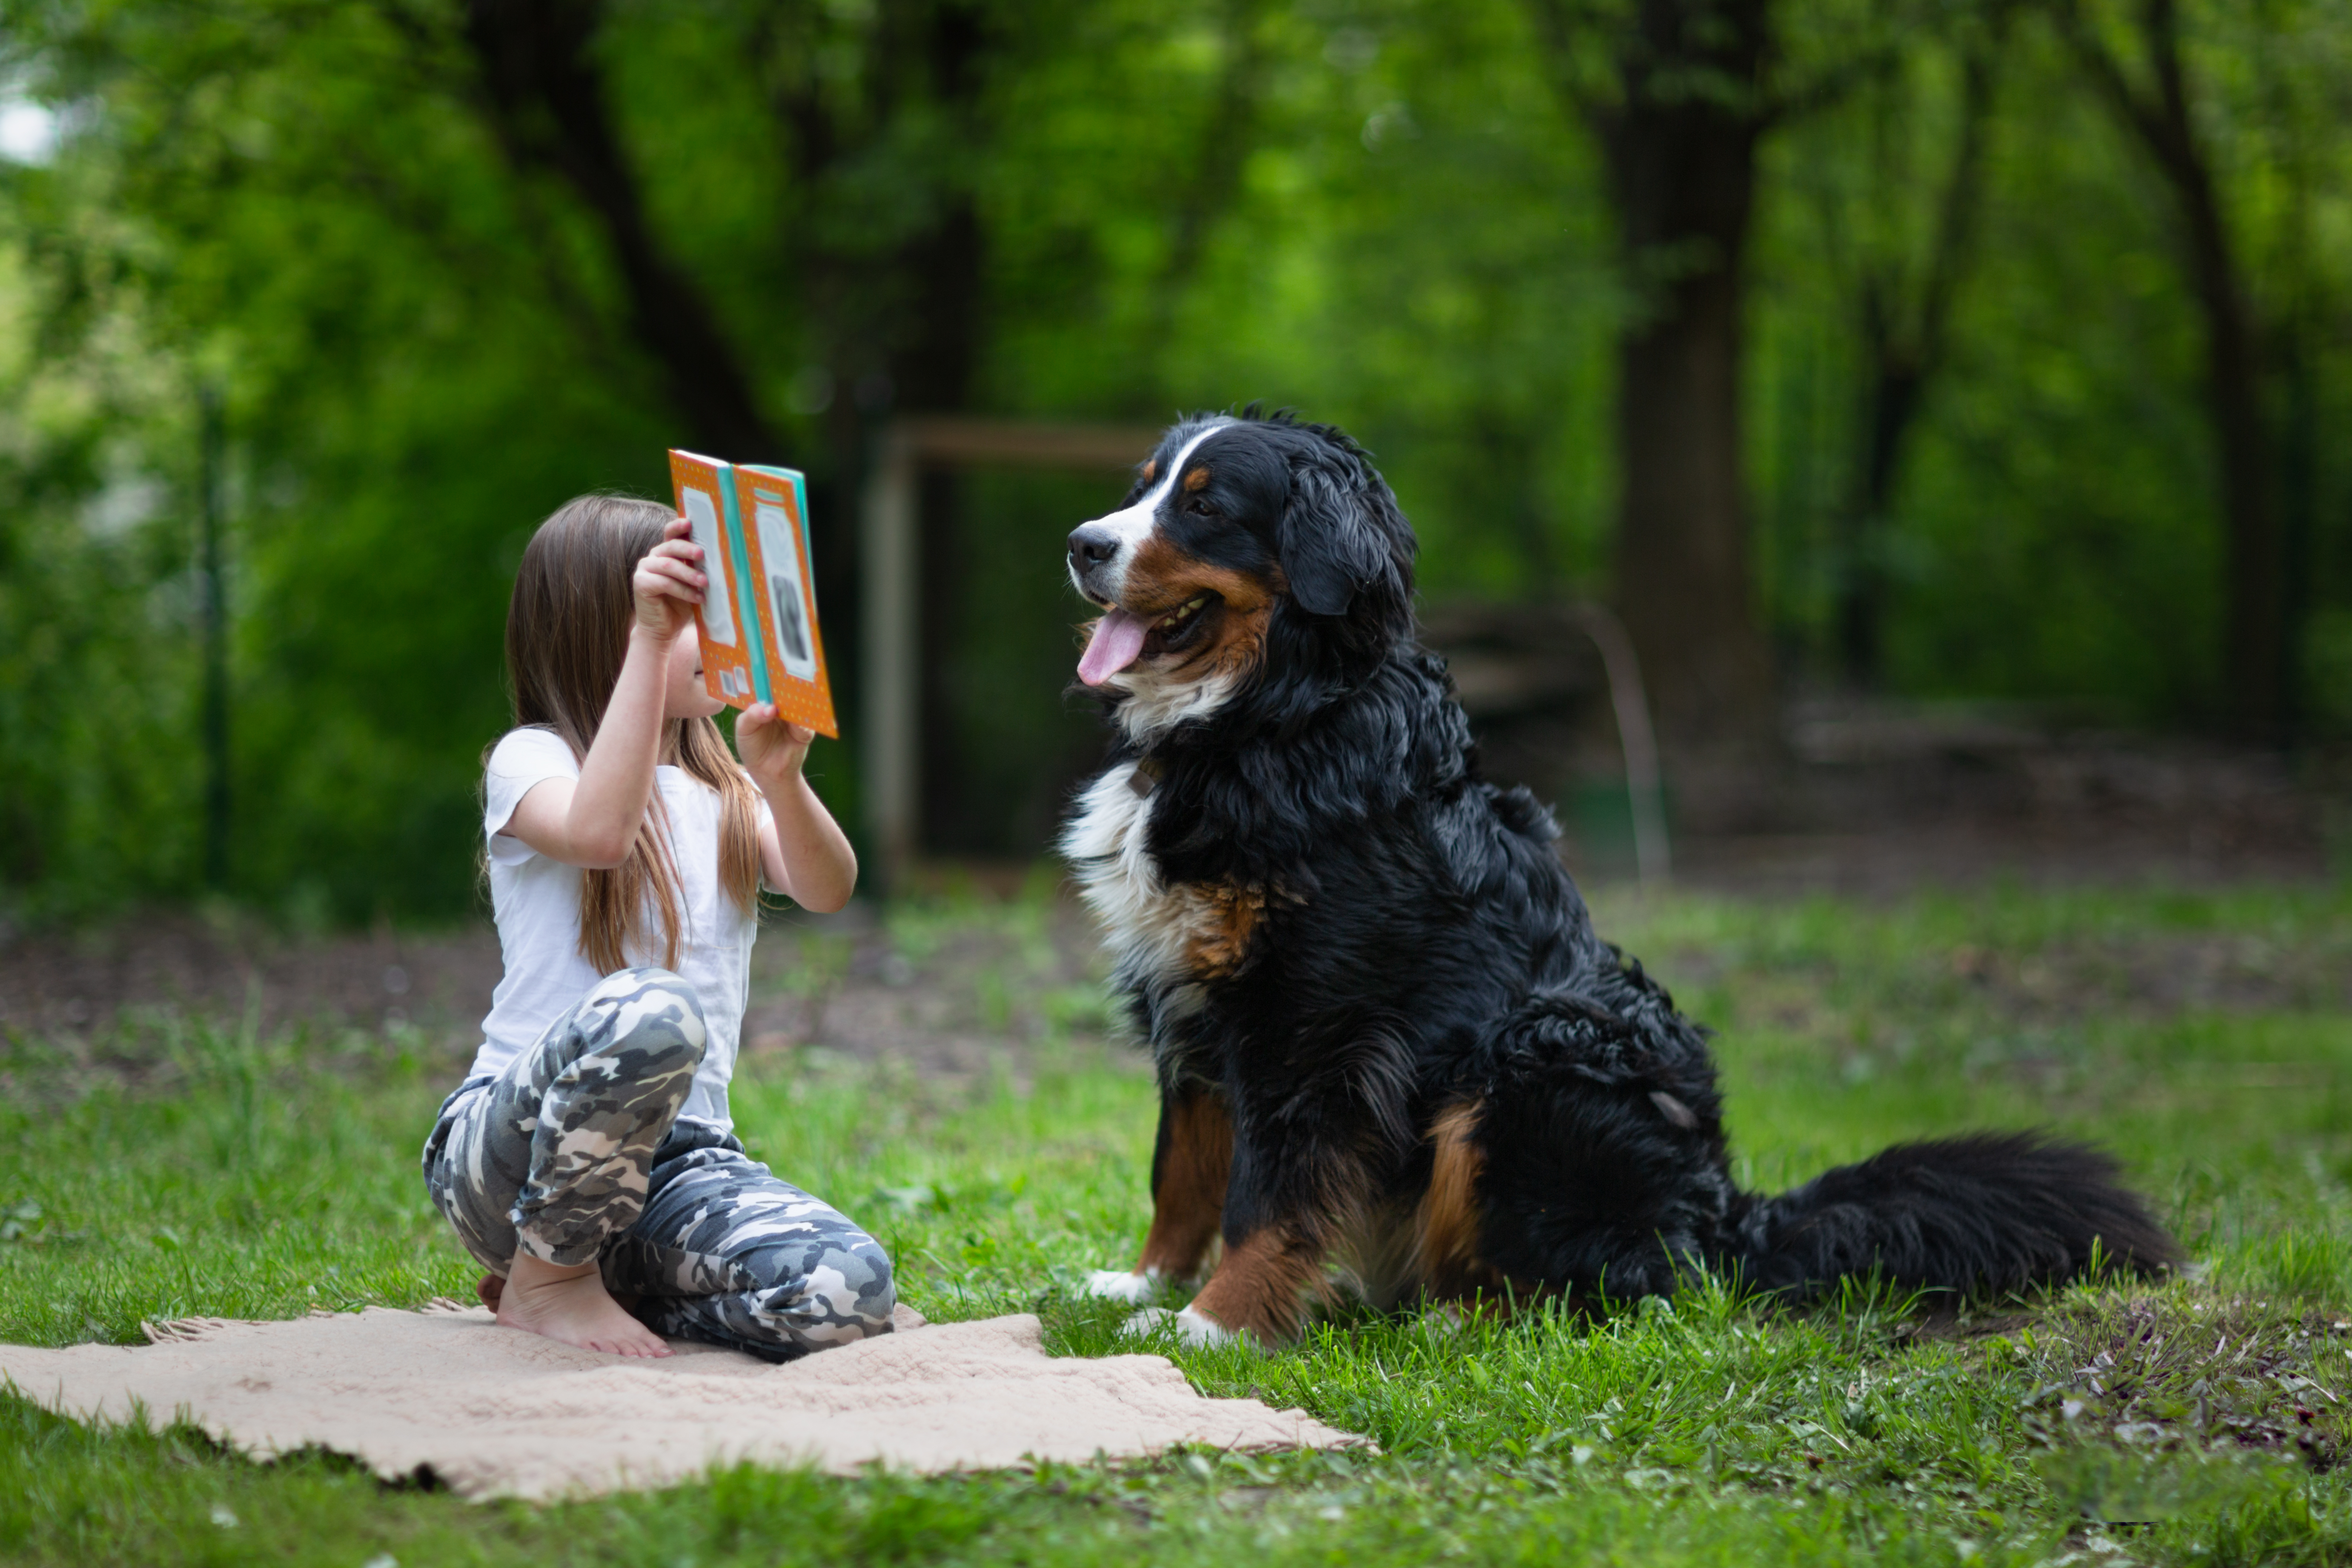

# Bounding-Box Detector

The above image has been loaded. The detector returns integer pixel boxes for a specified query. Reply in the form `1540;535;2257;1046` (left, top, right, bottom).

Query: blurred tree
452;0;1016;848
1523;0;1914;772
0;0;1301;912
2055;0;2280;739
1750;0;2352;733
3;0;2350;927
1527;0;1781;764
1141;0;1273;347
1828;3;2008;689
458;0;779;462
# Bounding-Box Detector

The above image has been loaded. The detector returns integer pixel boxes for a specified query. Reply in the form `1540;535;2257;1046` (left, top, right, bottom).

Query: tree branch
2050;0;2175;161
1150;0;1269;317
1522;0;1626;142
1759;40;1903;129
458;0;778;458
1912;20;2003;379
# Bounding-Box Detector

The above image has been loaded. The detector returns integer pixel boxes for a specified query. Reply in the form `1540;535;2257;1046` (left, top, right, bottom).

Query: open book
667;450;838;738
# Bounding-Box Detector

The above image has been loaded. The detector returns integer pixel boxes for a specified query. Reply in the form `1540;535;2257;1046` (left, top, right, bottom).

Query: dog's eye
1183;495;1215;516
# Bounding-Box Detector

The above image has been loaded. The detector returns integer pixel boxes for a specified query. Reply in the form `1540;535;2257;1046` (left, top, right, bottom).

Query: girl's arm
738;707;858;912
505;519;706;869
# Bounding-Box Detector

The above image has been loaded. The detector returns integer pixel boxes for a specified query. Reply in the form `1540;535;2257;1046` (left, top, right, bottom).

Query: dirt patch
0;895;1125;1085
0;910;504;1045
1560;713;2343;897
1938;932;2352;1020
3;747;2341;1084
2019;1295;2351;1473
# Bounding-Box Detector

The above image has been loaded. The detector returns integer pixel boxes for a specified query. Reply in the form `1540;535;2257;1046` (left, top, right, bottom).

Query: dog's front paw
1119;1306;1175;1336
1172;1304;1240;1348
1120;1304;1243;1349
1085;1268;1165;1305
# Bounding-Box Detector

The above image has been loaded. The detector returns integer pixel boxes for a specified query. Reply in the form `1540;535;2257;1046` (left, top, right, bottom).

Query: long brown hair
503;494;762;973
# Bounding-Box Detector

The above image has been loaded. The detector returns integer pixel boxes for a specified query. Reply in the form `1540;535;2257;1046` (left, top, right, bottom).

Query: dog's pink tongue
1078;607;1149;686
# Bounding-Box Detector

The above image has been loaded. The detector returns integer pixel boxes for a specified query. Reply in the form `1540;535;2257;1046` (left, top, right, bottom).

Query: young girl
421;494;891;1360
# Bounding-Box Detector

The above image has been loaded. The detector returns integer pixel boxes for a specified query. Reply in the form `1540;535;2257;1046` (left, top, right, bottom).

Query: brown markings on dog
1414;1101;1499;1301
1183;465;1211;492
1186;883;1266;977
1188;1226;1329;1342
1191;598;1272;694
1200;591;1276;687
1137;1090;1233;1282
1123;538;1277;618
1138;459;1157;485
1119;536;1284;694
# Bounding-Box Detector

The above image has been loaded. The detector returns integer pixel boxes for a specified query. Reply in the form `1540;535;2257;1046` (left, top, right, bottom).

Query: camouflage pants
422;966;896;1362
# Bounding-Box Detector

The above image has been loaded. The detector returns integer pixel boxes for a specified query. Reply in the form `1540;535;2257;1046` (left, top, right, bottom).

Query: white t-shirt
471;726;770;1129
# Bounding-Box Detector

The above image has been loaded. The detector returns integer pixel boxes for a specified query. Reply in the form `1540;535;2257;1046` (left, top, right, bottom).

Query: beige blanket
0;1304;1359;1499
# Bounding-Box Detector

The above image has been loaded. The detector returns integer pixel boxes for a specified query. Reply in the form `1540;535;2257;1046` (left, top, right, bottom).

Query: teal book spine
717;462;773;705
788;471;814;578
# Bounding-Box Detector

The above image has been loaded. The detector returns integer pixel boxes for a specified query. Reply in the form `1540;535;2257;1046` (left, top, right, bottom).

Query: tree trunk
1595;0;1778;765
2173;153;2283;741
791;195;988;846
1835;31;1999;688
902;202;990;853
780;0;991;851
465;0;1003;851
461;0;780;462
1145;0;1269;347
2066;0;2283;739
1834;350;1922;685
446;0;1027;871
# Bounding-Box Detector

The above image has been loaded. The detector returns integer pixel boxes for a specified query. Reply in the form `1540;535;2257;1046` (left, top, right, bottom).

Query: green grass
5;881;2352;1565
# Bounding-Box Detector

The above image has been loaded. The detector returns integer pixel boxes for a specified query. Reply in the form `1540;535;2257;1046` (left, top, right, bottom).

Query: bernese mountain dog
1060;408;2178;1348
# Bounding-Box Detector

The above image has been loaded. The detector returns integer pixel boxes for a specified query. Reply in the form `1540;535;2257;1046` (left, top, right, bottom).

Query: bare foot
494;1254;670;1357
478;1272;634;1315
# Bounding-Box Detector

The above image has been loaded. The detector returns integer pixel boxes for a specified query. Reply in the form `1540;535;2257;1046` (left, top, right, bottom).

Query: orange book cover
667;450;759;710
729;464;838;737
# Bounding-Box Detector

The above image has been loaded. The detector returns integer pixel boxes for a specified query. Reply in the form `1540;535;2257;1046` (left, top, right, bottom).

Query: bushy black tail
1725;1133;2180;1302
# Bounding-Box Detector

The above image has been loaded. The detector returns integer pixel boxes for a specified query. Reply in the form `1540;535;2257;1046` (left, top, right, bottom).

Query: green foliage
2;0;2350;915
1753;1;2352;722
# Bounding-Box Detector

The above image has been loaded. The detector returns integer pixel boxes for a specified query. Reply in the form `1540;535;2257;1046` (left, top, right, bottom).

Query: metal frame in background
859;418;1162;890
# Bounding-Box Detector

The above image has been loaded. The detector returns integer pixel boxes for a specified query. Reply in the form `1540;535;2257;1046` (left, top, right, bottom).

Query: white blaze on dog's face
1064;422;1228;612
1065;419;1289;742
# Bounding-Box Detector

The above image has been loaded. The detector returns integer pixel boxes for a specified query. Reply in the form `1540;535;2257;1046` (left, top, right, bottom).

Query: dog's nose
1067;523;1121;571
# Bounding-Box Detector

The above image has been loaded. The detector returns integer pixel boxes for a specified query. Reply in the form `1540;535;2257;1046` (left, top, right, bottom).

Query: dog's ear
1277;458;1396;618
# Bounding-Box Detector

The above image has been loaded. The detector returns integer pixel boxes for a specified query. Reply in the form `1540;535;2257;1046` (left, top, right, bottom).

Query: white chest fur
1060;763;1211;1022
1107;665;1241;748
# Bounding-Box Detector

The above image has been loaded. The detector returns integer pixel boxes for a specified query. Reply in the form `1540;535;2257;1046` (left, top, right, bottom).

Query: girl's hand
737;703;815;792
634;516;707;641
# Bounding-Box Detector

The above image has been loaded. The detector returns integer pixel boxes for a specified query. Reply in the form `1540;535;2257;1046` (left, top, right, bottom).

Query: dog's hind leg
1473;1065;1730;1302
1088;1085;1231;1305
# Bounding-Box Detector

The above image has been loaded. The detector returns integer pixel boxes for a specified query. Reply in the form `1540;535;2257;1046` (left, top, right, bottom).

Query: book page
754;499;819;682
680;483;737;649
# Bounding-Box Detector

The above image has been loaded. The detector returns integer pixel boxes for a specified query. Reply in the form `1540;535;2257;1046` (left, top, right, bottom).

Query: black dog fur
1062;408;2178;1344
